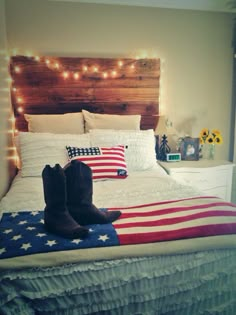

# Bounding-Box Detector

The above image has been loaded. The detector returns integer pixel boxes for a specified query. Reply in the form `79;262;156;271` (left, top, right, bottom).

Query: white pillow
89;129;157;171
24;113;84;134
82;109;141;132
19;132;90;177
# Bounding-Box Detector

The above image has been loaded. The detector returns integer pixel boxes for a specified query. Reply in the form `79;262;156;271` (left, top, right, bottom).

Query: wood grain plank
10;56;160;131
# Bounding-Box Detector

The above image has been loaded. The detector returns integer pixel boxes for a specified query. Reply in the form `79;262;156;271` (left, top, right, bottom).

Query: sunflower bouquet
199;128;223;159
199;128;223;145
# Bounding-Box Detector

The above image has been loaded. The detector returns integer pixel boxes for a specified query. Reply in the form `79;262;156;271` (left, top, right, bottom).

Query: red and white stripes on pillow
66;145;128;180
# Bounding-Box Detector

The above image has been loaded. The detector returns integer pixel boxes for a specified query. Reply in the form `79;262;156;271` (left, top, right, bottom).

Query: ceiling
49;0;236;13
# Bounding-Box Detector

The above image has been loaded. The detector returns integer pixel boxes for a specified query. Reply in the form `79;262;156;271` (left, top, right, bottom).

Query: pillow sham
66;145;128;180
82;109;141;132
24;113;84;134
89;129;157;171
19;132;90;177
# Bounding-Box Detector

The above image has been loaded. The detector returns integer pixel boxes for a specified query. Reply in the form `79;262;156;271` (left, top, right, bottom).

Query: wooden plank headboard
9;56;160;131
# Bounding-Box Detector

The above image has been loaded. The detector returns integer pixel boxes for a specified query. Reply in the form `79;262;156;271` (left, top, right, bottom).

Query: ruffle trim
1;249;236;315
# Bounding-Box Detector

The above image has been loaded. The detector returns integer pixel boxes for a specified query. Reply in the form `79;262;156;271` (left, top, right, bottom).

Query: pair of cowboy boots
42;160;121;239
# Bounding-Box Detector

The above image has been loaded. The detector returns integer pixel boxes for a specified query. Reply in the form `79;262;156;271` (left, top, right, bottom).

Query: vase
208;143;215;160
201;143;215;160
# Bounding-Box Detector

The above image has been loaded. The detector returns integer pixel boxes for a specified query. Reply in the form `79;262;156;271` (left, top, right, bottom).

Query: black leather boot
64;160;121;225
42;164;89;239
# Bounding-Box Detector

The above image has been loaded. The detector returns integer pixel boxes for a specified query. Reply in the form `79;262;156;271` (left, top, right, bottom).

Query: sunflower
211;129;221;137
206;135;214;144
199;128;209;139
214;134;223;144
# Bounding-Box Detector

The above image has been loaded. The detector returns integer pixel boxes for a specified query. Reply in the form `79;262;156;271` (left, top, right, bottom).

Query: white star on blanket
46;240;57;247
21;243;32;251
71;239;83;244
0;248;6;255
3;229;13;234
98;234;109;242
11;234;22;241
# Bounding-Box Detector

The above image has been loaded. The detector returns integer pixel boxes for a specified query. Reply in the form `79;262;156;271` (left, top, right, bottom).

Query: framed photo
180;137;199;161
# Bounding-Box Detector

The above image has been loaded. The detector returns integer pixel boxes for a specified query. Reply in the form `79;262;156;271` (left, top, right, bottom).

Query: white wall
0;0;235;197
0;0;12;199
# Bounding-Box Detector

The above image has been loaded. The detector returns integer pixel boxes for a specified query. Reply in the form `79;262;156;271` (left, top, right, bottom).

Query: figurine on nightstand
158;134;171;161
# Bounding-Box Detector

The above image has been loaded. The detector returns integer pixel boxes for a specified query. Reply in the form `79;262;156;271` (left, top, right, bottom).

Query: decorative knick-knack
158;134;171;161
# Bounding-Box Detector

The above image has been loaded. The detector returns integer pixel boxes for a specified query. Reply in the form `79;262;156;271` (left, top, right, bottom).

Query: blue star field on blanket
0;210;118;259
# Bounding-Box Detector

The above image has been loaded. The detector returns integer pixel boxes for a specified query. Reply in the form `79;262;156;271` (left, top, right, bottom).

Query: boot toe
106;210;121;223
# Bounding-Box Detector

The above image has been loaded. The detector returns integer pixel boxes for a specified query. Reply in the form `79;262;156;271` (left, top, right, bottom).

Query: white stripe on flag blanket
110;196;236;245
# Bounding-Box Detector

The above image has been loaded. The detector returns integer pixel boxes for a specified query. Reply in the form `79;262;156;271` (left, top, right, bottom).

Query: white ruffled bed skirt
1;248;236;315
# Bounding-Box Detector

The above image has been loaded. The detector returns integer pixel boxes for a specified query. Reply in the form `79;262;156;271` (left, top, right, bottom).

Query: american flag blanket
0;196;236;260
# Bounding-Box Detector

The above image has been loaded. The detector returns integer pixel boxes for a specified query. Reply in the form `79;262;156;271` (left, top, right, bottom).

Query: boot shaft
64;160;93;205
42;164;67;209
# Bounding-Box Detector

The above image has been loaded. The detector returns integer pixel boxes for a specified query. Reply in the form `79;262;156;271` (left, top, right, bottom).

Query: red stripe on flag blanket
119;202;236;218
116;223;236;245
115;210;236;228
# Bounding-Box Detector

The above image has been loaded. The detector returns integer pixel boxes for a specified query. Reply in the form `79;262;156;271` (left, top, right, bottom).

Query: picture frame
180;137;199;161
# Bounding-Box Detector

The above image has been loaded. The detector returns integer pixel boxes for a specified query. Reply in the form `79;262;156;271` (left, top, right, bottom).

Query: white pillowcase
24;113;84;134
19;132;90;177
82;110;141;132
89;129;157;171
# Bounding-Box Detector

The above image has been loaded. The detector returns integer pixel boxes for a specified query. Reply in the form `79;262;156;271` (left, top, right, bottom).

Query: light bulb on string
9;116;15;124
83;65;88;72
63;71;69;79
11;48;18;56
93;66;98;73
17;97;23;103
25;51;33;57
54;63;60;69
17;106;23;113
6;77;13;84
73;72;79;80
14;66;21;73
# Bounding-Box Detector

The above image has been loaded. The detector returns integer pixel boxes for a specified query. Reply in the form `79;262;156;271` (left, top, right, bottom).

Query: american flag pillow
66;145;128;180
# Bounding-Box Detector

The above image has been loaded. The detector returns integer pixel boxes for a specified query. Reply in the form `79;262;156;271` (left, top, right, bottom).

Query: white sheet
0;165;203;214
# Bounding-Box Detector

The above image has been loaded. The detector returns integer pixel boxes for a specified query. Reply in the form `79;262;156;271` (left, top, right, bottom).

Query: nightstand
158;160;235;202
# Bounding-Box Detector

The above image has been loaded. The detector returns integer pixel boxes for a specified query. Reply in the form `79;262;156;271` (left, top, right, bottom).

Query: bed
0;56;236;315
